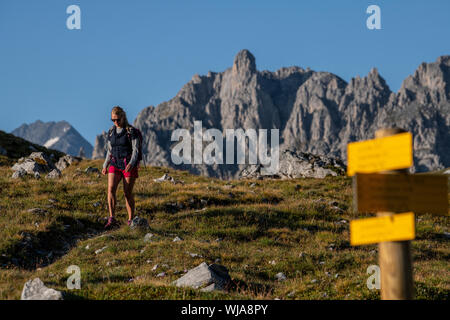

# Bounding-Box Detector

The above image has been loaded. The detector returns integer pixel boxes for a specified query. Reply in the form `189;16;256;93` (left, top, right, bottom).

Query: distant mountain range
12;120;93;158
84;49;445;179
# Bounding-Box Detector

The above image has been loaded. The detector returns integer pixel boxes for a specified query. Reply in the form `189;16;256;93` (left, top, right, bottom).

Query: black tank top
110;128;132;170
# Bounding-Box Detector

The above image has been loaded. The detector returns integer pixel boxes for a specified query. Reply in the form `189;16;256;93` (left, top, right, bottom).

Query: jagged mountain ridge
93;50;450;179
12;120;93;158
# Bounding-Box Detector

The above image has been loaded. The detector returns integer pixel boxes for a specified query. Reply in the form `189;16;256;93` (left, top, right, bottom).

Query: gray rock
46;169;62;179
172;262;231;291
130;216;149;229
239;149;344;179
56;155;78;171
188;252;203;258
95;246;108;255
275;272;287;281
172;236;182;242
12;169;26;179
21;278;63;300
153;173;172;182
11;152;56;176
143;233;154;242
85;167;100;174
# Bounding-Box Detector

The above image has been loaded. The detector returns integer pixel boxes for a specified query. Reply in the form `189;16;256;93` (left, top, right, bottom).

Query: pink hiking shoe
104;216;119;230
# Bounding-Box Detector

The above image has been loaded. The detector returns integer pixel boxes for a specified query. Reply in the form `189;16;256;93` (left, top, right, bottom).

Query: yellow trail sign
350;212;415;246
347;132;413;176
353;173;449;216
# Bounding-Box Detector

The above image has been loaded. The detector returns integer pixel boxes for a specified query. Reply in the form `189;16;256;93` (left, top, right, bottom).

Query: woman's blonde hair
111;106;131;129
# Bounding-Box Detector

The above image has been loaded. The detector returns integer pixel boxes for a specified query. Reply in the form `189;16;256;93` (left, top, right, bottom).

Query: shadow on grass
415;282;450;300
0;216;105;271
139;193;284;215
228;278;274;298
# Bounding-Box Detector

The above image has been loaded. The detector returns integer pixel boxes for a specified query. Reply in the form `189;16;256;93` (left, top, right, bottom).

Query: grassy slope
0;159;448;300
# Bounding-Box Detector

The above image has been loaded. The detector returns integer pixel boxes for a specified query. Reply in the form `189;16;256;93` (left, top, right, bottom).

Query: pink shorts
108;160;139;178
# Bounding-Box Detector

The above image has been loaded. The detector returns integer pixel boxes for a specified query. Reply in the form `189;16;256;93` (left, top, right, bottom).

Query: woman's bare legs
123;176;136;221
108;172;123;218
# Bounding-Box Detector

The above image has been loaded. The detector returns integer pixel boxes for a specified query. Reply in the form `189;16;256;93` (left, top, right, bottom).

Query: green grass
0;159;448;300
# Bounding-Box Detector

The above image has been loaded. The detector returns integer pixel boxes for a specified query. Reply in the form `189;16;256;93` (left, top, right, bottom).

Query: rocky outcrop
11;152;79;179
11;152;56;176
239;149;346;180
56;155;79;171
93;50;450;179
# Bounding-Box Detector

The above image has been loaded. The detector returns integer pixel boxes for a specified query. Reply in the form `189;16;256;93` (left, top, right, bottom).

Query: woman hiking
102;106;139;229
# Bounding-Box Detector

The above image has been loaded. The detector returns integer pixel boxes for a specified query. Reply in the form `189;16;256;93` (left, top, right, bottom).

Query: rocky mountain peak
397;55;450;106
93;50;450;178
12;120;93;158
232;49;257;78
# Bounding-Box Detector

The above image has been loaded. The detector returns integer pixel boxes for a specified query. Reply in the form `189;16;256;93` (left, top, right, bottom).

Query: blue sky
1;0;449;145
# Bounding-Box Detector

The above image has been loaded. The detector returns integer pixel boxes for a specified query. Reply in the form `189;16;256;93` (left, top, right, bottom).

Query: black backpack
108;126;145;166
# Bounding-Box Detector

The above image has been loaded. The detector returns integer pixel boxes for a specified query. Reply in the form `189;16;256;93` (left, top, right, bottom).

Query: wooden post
375;128;414;300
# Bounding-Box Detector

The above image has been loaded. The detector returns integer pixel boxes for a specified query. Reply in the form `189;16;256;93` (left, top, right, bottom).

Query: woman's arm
129;136;138;167
102;140;112;169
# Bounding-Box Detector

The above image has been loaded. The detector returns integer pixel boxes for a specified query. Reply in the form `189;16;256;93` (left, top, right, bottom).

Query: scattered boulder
275;272;287;281
46;169;62;179
85;167;100;174
187;252;203;258
153;173;172;182
21;278;63;300
12;168;26;179
153;173;184;184
11;152;56;177
143;233;154;242
172;262;231;292
129;216;149;229
95;246;108;255
173;236;182;242
55;155;79;171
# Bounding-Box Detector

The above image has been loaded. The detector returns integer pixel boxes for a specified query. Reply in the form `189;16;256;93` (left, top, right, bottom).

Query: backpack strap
108;125;115;138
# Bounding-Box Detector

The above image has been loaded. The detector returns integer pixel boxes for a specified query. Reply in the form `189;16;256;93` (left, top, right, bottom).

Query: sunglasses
111;118;121;123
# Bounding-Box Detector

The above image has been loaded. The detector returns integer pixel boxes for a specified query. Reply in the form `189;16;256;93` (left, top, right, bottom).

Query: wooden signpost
347;128;449;300
350;212;416;246
353;173;448;215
